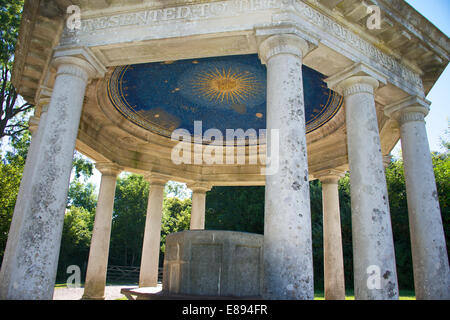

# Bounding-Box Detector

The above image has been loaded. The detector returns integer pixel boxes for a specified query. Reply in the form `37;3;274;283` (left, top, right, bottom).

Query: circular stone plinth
162;230;263;297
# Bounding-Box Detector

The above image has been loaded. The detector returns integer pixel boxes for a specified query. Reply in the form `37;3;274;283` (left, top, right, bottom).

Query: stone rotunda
0;0;449;300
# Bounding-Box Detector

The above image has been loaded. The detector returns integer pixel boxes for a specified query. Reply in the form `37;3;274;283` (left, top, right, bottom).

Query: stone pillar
139;174;167;287
188;183;211;230
326;64;399;300
0;55;99;300
82;163;122;300
382;154;393;169
317;171;346;300
385;96;450;300
10;103;50;237
258;34;314;300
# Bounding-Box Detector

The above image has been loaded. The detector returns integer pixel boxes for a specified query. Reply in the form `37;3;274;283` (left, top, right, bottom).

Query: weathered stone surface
139;175;167;288
318;172;346;300
386;96;450;300
188;183;211;230
163;230;263;297
340;75;399;300
82;163;122;300
259;33;314;300
0;57;95;300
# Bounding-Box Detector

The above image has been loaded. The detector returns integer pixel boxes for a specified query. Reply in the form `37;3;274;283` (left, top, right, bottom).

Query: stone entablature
13;0;450;105
59;1;423;95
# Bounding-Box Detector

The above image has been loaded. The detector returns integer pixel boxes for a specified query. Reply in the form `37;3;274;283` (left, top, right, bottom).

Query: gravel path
53;285;143;300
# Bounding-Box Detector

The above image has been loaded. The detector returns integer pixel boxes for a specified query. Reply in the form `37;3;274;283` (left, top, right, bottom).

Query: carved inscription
81;0;282;32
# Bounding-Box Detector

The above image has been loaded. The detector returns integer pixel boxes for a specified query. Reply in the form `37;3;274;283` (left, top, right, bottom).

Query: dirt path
53;285;140;300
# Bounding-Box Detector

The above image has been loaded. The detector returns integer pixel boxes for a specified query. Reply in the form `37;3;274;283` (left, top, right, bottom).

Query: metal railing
106;265;163;283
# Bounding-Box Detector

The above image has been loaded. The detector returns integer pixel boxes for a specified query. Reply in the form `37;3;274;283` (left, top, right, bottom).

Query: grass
313;290;416;300
55;283;416;300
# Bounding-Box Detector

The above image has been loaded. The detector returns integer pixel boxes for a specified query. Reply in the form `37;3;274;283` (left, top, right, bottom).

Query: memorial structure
0;0;449;300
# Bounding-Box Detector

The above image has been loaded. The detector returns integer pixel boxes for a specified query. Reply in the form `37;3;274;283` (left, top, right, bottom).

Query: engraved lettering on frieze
80;0;282;33
67;0;422;93
292;0;423;91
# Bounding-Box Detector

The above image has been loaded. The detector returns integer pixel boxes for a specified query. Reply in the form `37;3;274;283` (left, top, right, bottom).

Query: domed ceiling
107;54;342;144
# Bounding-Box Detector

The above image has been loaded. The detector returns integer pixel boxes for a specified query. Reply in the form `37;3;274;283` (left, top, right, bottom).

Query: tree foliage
109;174;148;267
160;197;191;255
1;128;448;290
0;0;23;64
205;186;265;234
0;0;33;140
0;129;29;258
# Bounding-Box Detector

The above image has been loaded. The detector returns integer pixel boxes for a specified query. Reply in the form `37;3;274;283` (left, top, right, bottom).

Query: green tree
160;196;191;256
57;206;94;281
0;0;23;63
0;0;33;140
72;152;94;180
205;186;265;234
67;180;97;214
109;174;149;266
0;129;29;260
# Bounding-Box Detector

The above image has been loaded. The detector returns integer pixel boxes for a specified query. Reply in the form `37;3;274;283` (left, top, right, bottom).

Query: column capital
28;116;41;135
52;47;106;80
325;63;387;96
188;182;212;193
384;95;430;125
257;33;312;65
315;170;345;184
95;162;123;177
144;173;168;186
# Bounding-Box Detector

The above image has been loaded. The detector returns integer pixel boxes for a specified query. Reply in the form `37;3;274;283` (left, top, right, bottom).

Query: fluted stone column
258;34;314;300
82;163;122;300
317;171;346;300
188;183;211;230
326;64;399;300
386;96;450;300
0;55;99;300
139;175;167;287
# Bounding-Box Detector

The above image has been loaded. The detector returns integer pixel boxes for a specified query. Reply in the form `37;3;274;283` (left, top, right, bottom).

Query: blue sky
402;0;450;153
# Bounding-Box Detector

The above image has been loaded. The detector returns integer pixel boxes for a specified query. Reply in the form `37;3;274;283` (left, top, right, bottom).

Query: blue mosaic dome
107;54;342;143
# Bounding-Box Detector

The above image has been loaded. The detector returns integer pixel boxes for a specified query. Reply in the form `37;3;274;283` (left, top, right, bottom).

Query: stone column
258;34;314;300
326;64;399;300
385;96;450;300
82;163;122;300
10;103;50;236
188;183;211;230
139;174;167;287
0;55;99;300
382;154;393;169
317;171;346;300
